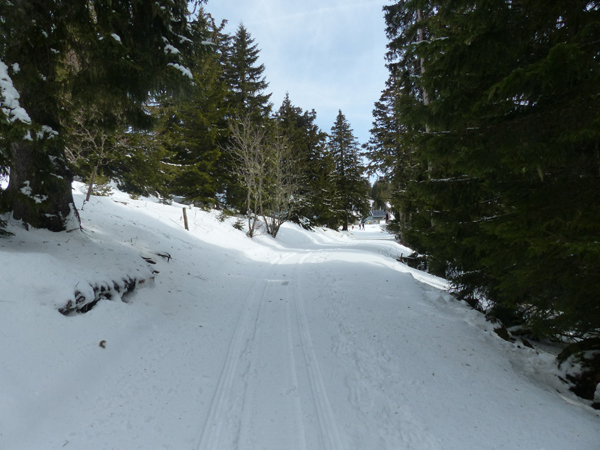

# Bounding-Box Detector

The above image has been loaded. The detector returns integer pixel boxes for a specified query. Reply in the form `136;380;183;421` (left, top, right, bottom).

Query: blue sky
203;0;392;146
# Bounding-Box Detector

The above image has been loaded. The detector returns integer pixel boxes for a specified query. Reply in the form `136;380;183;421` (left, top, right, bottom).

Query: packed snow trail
196;251;345;450
196;252;311;450
1;185;599;450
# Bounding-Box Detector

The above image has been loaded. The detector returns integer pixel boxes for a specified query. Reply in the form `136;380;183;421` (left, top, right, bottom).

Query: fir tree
218;24;273;210
0;0;200;231
383;0;600;339
328;111;370;231
364;73;422;242
274;94;331;227
223;24;272;120
153;12;230;206
371;179;392;211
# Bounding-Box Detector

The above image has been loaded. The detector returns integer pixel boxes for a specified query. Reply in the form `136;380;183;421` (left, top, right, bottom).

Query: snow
38;125;59;139
19;180;48;204
177;34;194;45
168;63;193;79
162;36;181;55
0;182;598;450
111;33;122;43
164;44;180;55
0;59;32;124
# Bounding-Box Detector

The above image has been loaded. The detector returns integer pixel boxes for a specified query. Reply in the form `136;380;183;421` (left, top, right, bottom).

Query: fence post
182;207;189;231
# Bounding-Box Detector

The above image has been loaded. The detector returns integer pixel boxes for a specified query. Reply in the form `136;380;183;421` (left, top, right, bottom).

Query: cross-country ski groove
237;252;308;450
293;253;346;450
195;253;296;450
195;251;346;450
196;252;323;450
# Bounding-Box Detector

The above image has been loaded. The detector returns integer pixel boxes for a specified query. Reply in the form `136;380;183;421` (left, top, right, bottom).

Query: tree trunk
6;140;79;231
85;165;98;203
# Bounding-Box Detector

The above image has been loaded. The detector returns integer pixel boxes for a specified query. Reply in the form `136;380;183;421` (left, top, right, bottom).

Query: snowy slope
0;183;598;450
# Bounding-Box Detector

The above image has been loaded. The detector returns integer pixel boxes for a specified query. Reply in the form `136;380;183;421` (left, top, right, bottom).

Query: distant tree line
0;1;370;238
366;0;600;396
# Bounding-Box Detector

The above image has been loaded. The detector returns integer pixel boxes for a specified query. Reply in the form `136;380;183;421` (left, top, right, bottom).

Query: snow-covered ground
1;182;599;450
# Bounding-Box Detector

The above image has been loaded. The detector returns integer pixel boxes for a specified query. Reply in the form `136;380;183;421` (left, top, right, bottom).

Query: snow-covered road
1;184;599;449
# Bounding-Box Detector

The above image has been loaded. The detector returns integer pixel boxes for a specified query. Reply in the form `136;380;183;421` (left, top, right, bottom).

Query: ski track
236;252;308;450
197;251;347;450
194;254;291;450
302;249;443;450
293;252;346;450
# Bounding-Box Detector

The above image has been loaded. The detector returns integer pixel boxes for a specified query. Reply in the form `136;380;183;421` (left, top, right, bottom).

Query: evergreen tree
371;179;392;211
364;73;423;242
153;12;230;206
274;94;332;227
383;0;600;339
310;150;340;229
218;24;273;210
223;24;272;119
0;0;200;231
328;111;370;231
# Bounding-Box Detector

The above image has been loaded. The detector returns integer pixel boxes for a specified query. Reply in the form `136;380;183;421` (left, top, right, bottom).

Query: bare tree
63;106;128;205
227;115;267;238
227;116;302;238
261;129;302;238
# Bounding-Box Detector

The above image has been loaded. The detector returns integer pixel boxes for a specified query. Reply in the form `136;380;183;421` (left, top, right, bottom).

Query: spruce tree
383;0;600;338
0;0;200;231
364;73;423;242
153;13;230;206
218;24;273;210
223;24;272;119
371;179;392;211
328;111;370;231
275;94;331;227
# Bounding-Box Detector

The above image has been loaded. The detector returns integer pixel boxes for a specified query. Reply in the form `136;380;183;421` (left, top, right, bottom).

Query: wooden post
182;207;189;231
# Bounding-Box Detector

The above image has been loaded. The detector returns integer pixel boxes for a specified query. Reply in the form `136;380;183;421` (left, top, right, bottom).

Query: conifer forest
1;0;600;403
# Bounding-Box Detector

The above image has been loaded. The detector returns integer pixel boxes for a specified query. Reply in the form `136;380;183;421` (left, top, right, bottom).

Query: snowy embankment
1;182;599;450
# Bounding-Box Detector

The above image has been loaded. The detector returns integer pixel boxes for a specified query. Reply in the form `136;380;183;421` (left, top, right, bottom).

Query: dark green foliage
0;218;11;237
364;73;422;243
110;131;173;198
0;0;201;230
152;14;230;206
223;24;272;119
310;150;340;229
328;111;370;231
379;0;600;338
274;94;332;227
217;24;272;209
371;180;392;210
